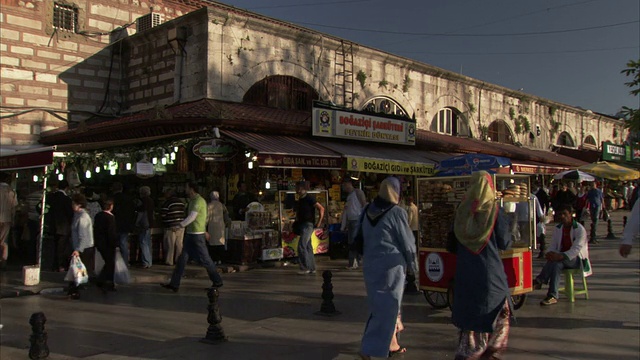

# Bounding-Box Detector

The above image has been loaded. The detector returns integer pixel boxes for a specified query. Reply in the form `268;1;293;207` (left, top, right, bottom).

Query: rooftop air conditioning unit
136;12;163;33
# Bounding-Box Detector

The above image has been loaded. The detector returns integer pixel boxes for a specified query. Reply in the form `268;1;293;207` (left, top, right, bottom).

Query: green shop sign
602;142;626;162
626;143;640;163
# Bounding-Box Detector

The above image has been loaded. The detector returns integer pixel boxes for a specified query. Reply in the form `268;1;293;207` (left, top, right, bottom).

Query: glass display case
278;190;330;258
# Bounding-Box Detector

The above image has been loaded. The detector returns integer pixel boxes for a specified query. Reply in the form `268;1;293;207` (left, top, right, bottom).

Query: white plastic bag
64;256;89;286
114;251;130;285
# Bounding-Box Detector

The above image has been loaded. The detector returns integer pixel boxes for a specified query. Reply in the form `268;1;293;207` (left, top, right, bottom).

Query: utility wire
244;0;374;10
398;45;639;56
292;19;637;37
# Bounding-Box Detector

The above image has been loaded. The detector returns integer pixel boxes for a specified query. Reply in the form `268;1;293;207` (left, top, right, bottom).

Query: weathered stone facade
0;0;626;152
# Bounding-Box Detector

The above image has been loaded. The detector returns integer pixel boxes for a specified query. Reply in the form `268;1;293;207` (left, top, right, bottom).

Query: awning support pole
37;167;48;268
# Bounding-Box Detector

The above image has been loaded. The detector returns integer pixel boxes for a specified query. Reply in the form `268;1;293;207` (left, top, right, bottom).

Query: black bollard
200;288;228;344
315;270;341;316
29;312;49;360
623;216;628;229
605;219;617;239
404;270;420;295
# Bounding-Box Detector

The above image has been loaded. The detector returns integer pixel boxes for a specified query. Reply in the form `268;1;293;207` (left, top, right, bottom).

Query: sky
225;0;639;116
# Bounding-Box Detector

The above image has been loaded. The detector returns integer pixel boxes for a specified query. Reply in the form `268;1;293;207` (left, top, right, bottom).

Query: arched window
584;135;597;147
557;131;575;147
487;120;514;144
361;97;408;118
243;75;319;111
435;108;453;135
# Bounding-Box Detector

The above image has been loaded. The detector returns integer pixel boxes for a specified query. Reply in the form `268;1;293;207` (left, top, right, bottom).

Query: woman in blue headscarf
359;177;417;359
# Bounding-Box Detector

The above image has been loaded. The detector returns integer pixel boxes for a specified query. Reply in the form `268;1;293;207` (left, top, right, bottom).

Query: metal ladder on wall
335;40;354;108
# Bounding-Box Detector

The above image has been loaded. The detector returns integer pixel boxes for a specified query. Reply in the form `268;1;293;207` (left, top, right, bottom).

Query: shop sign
346;156;434;176
602;141;626;162
258;154;341;169
192;139;237;161
312;105;416;146
626;143;640;163
511;164;566;175
0;151;53;171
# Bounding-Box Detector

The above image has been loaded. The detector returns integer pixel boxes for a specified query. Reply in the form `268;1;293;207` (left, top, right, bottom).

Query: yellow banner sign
346;157;434;176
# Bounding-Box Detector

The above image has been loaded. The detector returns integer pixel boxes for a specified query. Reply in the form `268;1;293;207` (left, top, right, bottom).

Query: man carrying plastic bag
65;194;94;300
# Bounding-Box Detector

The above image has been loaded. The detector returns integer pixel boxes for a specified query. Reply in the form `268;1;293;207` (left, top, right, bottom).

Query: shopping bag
114;251;131;285
64;256;89;286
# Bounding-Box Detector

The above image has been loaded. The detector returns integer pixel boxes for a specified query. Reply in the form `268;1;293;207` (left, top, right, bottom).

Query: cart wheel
511;294;527;310
447;282;455;311
423;290;449;309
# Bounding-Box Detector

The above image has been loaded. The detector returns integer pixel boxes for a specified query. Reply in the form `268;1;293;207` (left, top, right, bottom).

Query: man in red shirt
533;204;590;306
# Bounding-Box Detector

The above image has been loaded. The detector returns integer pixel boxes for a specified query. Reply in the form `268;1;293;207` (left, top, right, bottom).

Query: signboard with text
312;104;416;146
601;141;626;162
258;154;341;169
346;156;434;176
626;143;640;163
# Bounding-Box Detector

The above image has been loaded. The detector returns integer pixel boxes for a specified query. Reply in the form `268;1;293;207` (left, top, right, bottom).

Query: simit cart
416;174;535;310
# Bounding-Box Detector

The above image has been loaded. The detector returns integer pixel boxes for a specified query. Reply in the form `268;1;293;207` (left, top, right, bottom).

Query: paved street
0;209;638;360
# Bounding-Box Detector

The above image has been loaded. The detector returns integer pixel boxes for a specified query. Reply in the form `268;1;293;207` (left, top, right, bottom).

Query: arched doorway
361;97;409;118
557;131;575;147
243;75;319;111
487;120;514;144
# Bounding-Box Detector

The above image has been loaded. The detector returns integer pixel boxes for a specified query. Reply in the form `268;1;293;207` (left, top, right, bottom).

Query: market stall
416;174;535;310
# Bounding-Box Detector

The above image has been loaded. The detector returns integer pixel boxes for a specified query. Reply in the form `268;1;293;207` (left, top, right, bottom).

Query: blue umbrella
436;153;511;176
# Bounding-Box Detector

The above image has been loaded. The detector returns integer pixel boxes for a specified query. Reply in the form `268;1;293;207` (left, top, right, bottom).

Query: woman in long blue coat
451;171;513;359
359;177;417;359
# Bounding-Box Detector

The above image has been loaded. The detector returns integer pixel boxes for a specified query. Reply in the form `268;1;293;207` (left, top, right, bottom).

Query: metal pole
37;167;48;267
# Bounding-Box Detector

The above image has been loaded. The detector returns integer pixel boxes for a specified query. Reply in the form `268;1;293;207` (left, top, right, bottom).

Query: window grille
53;3;78;33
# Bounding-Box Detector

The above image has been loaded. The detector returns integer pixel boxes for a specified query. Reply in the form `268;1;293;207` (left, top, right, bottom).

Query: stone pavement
0;209;638;360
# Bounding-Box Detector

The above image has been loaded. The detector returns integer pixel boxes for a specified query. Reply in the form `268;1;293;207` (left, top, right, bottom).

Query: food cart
416;174;535;310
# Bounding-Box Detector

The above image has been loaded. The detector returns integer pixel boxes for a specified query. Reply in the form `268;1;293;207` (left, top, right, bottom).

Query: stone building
0;0;626;162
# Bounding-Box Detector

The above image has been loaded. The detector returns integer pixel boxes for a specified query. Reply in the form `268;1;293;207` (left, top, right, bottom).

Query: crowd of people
1;170;638;358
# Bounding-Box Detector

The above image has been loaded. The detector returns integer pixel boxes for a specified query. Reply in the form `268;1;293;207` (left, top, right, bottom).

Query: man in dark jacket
111;182;136;265
47;179;73;272
94;198;118;291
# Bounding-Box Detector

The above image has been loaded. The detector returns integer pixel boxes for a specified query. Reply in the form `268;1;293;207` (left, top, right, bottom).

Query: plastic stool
558;268;589;302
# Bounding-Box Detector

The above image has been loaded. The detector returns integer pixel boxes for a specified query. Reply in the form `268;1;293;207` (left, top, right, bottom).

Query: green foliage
378;79;389;89
509;107;516;120
520;115;531;132
468;103;476;114
402;74;412;93
479;125;489;140
356;70;367;88
549;106;557;117
620;59;640;132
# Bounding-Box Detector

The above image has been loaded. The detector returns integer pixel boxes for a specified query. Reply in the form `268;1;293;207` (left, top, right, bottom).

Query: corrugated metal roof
223;131;340;158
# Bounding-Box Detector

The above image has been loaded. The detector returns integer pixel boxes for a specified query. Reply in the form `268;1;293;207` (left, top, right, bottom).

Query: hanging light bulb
55;168;59;174
170;152;176;160
247;161;253;169
110;168;116;175
104;163;108;170
152;157;158;164
126;163;132;170
174;146;179;152
161;157;167;165
95;166;100;173
85;170;92;179
15;173;19;178
33;175;39;182
265;180;271;190
245;151;251;158
58;173;64;181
